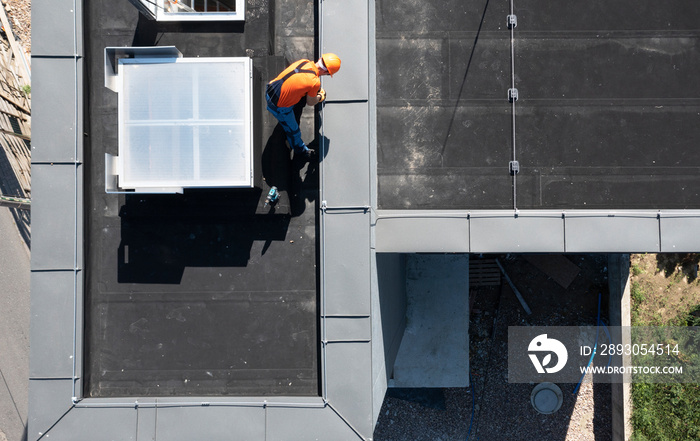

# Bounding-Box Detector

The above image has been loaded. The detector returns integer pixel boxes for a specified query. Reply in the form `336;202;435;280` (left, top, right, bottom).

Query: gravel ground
374;255;612;441
3;0;30;53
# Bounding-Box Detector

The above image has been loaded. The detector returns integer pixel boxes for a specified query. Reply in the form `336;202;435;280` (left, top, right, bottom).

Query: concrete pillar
372;252;408;424
607;254;632;441
391;254;469;387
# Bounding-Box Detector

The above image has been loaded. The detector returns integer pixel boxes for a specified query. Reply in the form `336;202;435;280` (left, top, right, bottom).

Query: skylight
105;47;253;193
131;0;245;21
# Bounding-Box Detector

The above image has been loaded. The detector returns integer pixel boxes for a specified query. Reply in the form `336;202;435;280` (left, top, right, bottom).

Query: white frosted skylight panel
118;57;253;190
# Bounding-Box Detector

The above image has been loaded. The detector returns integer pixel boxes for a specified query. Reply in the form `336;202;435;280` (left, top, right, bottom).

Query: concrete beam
607;254;632;441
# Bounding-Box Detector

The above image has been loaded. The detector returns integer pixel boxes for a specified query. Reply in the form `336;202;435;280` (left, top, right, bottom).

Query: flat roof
84;0;319;397
376;0;700;210
33;0;378;439
30;0;700;439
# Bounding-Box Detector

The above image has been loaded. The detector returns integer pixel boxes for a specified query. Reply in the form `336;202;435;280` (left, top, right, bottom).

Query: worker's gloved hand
318;88;326;103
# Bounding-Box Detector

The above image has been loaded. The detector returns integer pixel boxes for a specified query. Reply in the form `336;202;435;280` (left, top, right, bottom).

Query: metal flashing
73;396;324;408
322;210;371;316
136;406;157;441
38;407;137;441
266;406;364;441
29;0;84;439
31;57;80;163
28;379;74;440
660;212;700;252
320;0;369;101
325;342;373;439
374;209;700;253
317;2;375;436
321;102;370;207
326;316;371;342
32;0;81;56
30;164;82;270
29;271;78;379
155;406;265;440
470;212;565;253
375;210;469;253
564;212;660;252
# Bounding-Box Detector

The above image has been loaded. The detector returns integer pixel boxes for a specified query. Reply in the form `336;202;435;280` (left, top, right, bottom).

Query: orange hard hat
321;53;341;76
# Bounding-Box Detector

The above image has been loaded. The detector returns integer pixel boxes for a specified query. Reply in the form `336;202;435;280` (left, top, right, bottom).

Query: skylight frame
135;0;246;22
111;55;253;193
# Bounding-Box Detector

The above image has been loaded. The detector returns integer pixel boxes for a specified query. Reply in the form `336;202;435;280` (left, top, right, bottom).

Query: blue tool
264;186;279;208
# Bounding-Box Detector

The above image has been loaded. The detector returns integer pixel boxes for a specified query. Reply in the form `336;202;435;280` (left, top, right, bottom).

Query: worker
266;53;341;159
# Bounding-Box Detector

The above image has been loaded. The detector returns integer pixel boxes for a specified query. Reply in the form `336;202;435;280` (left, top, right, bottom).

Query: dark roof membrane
376;0;700;210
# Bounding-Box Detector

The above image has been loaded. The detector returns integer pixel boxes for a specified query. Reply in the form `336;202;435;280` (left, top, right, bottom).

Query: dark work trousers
266;94;310;154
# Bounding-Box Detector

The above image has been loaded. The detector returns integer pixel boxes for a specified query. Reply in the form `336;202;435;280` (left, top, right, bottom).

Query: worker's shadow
117;189;290;284
261;100;328;218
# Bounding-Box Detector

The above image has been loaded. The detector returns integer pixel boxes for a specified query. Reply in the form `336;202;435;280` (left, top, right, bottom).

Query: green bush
631;383;700;441
631;306;700;440
631;281;647;304
687;305;700;327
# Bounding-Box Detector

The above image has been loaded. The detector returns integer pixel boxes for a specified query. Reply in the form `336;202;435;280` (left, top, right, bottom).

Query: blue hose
573;293;612;394
600;320;613;369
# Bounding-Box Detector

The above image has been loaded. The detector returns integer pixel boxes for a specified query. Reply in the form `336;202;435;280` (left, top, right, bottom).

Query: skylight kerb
104;47;253;193
130;0;245;21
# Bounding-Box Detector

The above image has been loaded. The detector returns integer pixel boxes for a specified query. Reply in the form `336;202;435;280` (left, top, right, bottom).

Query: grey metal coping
29;163;83;270
33;0;700;439
318;0;376;437
30;0;86;437
29;0;85;433
31;0;83;57
375;209;700;253
320;0;369;102
29;0;377;440
30;57;82;163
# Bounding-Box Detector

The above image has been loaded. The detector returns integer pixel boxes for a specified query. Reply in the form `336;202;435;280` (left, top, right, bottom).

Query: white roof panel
114;56;253;192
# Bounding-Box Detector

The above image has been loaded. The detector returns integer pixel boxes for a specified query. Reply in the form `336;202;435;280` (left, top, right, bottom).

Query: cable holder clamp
509;160;520;175
508;88;518;102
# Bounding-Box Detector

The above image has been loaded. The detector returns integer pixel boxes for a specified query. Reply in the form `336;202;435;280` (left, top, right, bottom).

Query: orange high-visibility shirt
269;60;321;108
